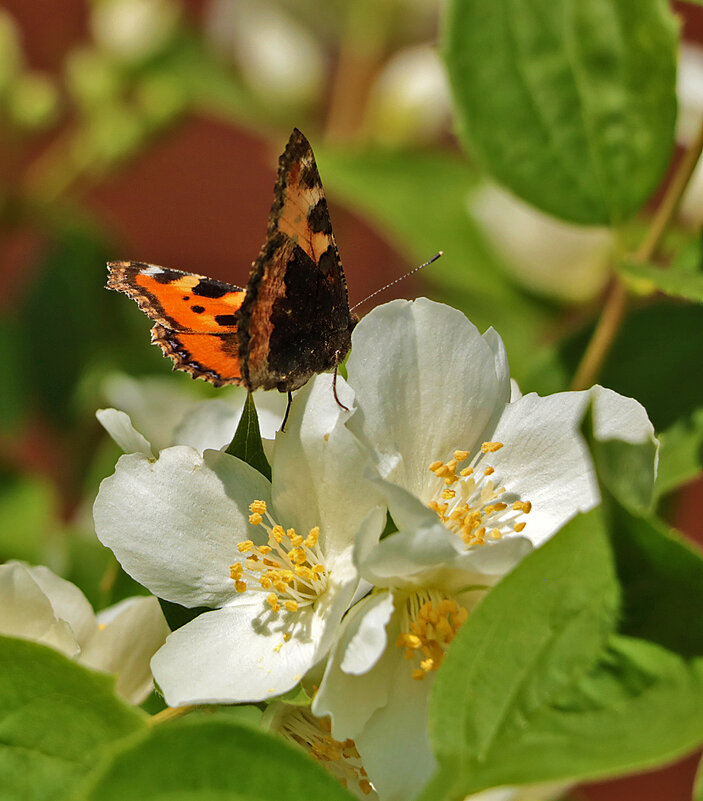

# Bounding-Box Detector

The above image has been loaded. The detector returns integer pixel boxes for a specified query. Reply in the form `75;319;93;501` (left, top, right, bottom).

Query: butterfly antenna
350;251;443;312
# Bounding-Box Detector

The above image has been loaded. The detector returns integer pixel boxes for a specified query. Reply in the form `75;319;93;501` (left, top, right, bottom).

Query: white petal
481;327;511;407
360;524;462;588
25;564;98;645
481;392;595;547
485;388;655;547
340;591;395;675
93;446;272;607
313;591;400;739
272;374;385;558
591;385;657;447
368;473;438;534
96;408;153;457
82;596;169;704
360;524;533;589
354;660;437;801
254;391;288;440
152;604;321;705
172;399;240;453
347;299;505;498
0;562;81;658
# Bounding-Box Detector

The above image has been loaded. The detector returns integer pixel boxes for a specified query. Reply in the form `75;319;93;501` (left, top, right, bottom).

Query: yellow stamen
425;445;532;548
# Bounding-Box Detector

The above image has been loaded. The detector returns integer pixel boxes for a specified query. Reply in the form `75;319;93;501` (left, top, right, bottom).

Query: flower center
279;708;374;796
229;500;329;614
396;589;468;681
427;444;532;547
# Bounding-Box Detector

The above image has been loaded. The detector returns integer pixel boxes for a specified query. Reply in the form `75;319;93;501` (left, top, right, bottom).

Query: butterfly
107;128;357;421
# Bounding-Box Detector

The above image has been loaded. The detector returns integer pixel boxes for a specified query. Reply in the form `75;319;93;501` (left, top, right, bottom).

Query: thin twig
149;704;197;726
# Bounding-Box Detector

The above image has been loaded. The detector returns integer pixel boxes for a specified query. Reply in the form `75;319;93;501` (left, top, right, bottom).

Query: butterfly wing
107;261;245;385
239;128;356;392
107;261;244;333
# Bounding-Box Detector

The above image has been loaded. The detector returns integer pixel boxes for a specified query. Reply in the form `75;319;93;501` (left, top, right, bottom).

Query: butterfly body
107;128;356;394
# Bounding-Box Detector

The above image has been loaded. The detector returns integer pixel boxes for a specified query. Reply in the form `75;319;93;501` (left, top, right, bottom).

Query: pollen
396;589;469;680
229;500;329;615
278;708;373;795
425;444;532;547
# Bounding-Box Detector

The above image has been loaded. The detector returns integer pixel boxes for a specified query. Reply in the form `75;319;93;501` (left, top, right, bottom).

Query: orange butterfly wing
107;261;245;385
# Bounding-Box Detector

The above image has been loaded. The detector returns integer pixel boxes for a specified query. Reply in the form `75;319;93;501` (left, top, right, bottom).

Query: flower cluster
92;299;657;800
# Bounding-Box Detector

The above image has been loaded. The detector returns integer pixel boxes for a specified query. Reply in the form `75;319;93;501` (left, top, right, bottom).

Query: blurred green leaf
317;147;557;382
227;392;271;480
0;635;146;801
655;410;703;500
443;0;677;224
16;220;174;427
524;303;703;432
17;223;115;425
80;718;357;801
0;474;58;563
0;316;29;431
618;259;703;303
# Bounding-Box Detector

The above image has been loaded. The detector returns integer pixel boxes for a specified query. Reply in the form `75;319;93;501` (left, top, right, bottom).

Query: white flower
93;374;386;706
205;0;325;107
364;44;451;146
676;43;703;226
0;561;168;704
345;298;656;557
96;373;286;457
312;298;656;800
471;183;611;303
90;0;179;63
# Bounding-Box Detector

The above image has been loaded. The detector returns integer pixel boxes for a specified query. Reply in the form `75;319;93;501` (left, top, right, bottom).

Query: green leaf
316;147;556;383
80;718;356;801
0;636;146;801
443;0;678;224
423;489;703;799
226;392;272;480
17;223;115;425
422;508;620;800
655;409;703;500
618;259;703;303
0;474;58;563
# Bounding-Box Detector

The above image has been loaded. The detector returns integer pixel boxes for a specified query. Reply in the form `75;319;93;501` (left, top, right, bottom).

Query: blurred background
0;1;701;798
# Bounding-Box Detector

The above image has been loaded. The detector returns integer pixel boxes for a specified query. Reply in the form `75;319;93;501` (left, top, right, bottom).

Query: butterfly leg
280;391;294;432
332;365;350;412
